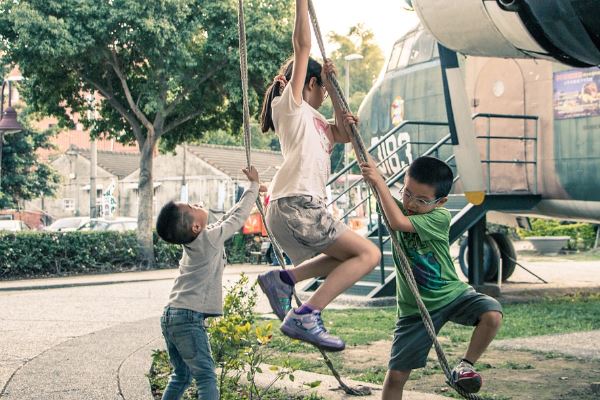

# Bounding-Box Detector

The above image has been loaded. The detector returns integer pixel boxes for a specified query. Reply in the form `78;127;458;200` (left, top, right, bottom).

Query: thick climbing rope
236;1;371;396
306;1;484;399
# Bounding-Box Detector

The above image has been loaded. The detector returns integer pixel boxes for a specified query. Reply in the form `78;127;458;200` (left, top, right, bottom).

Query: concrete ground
0;254;598;399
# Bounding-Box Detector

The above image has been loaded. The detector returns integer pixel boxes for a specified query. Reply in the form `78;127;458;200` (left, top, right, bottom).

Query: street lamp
342;53;363;221
0;78;25;190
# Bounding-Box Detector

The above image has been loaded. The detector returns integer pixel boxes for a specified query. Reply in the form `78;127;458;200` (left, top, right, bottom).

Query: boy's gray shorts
389;288;503;371
265;195;348;265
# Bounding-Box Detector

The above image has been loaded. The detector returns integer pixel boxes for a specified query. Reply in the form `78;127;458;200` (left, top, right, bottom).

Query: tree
0;108;60;209
0;0;293;266
197;123;280;151
318;24;384;172
329;24;384;95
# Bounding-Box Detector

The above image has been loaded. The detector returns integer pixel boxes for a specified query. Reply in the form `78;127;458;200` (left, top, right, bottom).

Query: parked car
45;217;90;232
0;220;31;232
77;217;137;232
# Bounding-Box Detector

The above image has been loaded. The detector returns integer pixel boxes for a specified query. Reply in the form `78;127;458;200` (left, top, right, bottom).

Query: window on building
63;198;75;211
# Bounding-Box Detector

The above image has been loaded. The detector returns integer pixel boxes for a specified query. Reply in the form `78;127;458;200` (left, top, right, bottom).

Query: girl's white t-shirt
269;84;334;201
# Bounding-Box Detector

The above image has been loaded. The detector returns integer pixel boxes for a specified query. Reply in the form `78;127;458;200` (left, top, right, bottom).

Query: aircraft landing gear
459;231;517;283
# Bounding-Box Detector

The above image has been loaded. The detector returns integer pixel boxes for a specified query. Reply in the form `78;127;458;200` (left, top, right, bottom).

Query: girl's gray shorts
265;195;348;265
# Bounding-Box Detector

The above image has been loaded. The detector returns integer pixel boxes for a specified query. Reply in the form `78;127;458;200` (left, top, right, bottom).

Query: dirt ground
338;339;600;399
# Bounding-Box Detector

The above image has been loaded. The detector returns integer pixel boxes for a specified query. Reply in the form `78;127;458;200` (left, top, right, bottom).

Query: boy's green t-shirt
391;199;469;317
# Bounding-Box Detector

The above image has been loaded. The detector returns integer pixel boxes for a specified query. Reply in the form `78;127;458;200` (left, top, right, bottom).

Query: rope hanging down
306;1;484;399
236;0;372;396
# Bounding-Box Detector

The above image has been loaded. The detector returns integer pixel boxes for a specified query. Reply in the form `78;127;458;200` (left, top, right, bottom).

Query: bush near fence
0;231;259;279
518;219;597;250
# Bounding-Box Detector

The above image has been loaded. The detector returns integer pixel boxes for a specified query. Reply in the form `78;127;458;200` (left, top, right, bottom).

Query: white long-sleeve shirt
166;182;259;315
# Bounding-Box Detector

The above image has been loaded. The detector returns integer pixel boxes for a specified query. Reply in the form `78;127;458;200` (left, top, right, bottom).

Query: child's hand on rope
321;58;337;83
259;184;269;193
242;165;259;183
360;156;385;188
342;112;359;128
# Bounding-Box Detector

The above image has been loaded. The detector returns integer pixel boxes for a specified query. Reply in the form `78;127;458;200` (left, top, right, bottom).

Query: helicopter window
387;41;403;72
407;31;435;65
397;34;416;69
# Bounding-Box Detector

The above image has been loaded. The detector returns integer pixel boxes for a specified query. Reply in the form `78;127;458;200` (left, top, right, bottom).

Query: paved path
0;258;598;399
493;330;600;361
0;265;445;399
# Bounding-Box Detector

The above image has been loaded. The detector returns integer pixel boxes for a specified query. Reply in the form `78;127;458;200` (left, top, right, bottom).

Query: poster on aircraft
553;68;600;120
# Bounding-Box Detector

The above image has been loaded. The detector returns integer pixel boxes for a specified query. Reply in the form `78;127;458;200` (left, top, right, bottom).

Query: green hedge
0;231;261;280
518;219;597;250
0;231;181;279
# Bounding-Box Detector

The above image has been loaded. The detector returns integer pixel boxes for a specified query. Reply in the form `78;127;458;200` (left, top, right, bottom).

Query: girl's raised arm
290;0;310;105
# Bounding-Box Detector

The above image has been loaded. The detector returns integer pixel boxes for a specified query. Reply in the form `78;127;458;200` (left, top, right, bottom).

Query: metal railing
473;113;539;194
324;113;539;286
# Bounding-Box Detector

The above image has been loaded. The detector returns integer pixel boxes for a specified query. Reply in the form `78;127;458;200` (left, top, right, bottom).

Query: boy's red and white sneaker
451;360;482;393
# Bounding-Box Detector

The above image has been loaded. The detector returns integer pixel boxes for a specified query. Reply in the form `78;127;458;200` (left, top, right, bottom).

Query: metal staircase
303;113;542;298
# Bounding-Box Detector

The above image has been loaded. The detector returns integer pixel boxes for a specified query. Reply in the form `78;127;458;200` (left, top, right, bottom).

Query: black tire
458;234;501;282
489;233;517;282
497;0;521;12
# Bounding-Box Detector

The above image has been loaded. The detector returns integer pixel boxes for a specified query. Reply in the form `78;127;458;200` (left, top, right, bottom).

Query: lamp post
0;78;25;190
342;53;363;221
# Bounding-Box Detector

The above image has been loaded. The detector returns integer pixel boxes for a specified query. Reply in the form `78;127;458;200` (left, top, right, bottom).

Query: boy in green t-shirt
361;156;503;398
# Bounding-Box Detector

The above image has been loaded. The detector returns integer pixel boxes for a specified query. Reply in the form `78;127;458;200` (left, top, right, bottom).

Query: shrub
518;219;597;250
0;231;181;279
0;230;266;279
149;275;306;400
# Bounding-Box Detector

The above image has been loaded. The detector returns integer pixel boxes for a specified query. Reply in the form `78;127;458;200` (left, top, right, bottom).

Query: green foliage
518;218;597;250
224;233;261;264
195;124;280;152
150;275;312;400
0;0;294;262
0;230;262;279
329;24;384;96
0;108;60;208
0;0;294;146
319;23;384;121
0;231;180;278
315;24;384;173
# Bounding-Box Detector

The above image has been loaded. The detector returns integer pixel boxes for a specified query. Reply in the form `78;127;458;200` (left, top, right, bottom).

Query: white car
45;217;90;232
0;220;30;232
78;218;137;232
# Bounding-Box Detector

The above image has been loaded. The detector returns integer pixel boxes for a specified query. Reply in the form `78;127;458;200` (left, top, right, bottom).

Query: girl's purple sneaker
257;270;293;321
280;309;345;352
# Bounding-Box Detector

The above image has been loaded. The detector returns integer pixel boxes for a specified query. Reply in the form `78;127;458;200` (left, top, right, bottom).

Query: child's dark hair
407;156;454;198
156;201;197;245
260;57;323;133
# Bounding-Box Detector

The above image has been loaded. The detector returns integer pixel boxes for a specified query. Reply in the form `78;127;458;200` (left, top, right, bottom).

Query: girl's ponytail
260;79;286;133
259;57;322;133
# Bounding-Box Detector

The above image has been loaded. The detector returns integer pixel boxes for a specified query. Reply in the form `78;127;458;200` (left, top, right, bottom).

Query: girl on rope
256;0;380;352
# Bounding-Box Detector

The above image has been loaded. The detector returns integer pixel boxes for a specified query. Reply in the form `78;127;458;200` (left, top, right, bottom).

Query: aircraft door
472;59;535;194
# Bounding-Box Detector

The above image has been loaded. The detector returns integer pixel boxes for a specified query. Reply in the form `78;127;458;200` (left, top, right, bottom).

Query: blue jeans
160;307;219;400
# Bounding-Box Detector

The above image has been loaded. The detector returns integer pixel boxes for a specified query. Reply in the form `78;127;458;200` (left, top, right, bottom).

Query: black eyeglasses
400;188;442;206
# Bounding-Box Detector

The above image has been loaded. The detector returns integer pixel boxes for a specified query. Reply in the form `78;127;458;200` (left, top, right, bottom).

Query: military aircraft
353;0;599;289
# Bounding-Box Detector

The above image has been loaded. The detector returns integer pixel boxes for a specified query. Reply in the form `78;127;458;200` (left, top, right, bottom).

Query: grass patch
267;292;600;354
265;292;600;388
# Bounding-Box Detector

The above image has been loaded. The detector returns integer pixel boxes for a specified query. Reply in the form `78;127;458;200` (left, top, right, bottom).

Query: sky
310;0;420;57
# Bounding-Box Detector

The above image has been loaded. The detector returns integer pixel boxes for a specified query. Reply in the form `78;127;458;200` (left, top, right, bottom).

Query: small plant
518;218;597;250
150;274;313;400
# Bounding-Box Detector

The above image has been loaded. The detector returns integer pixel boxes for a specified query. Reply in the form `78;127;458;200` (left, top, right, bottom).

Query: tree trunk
137;139;155;268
